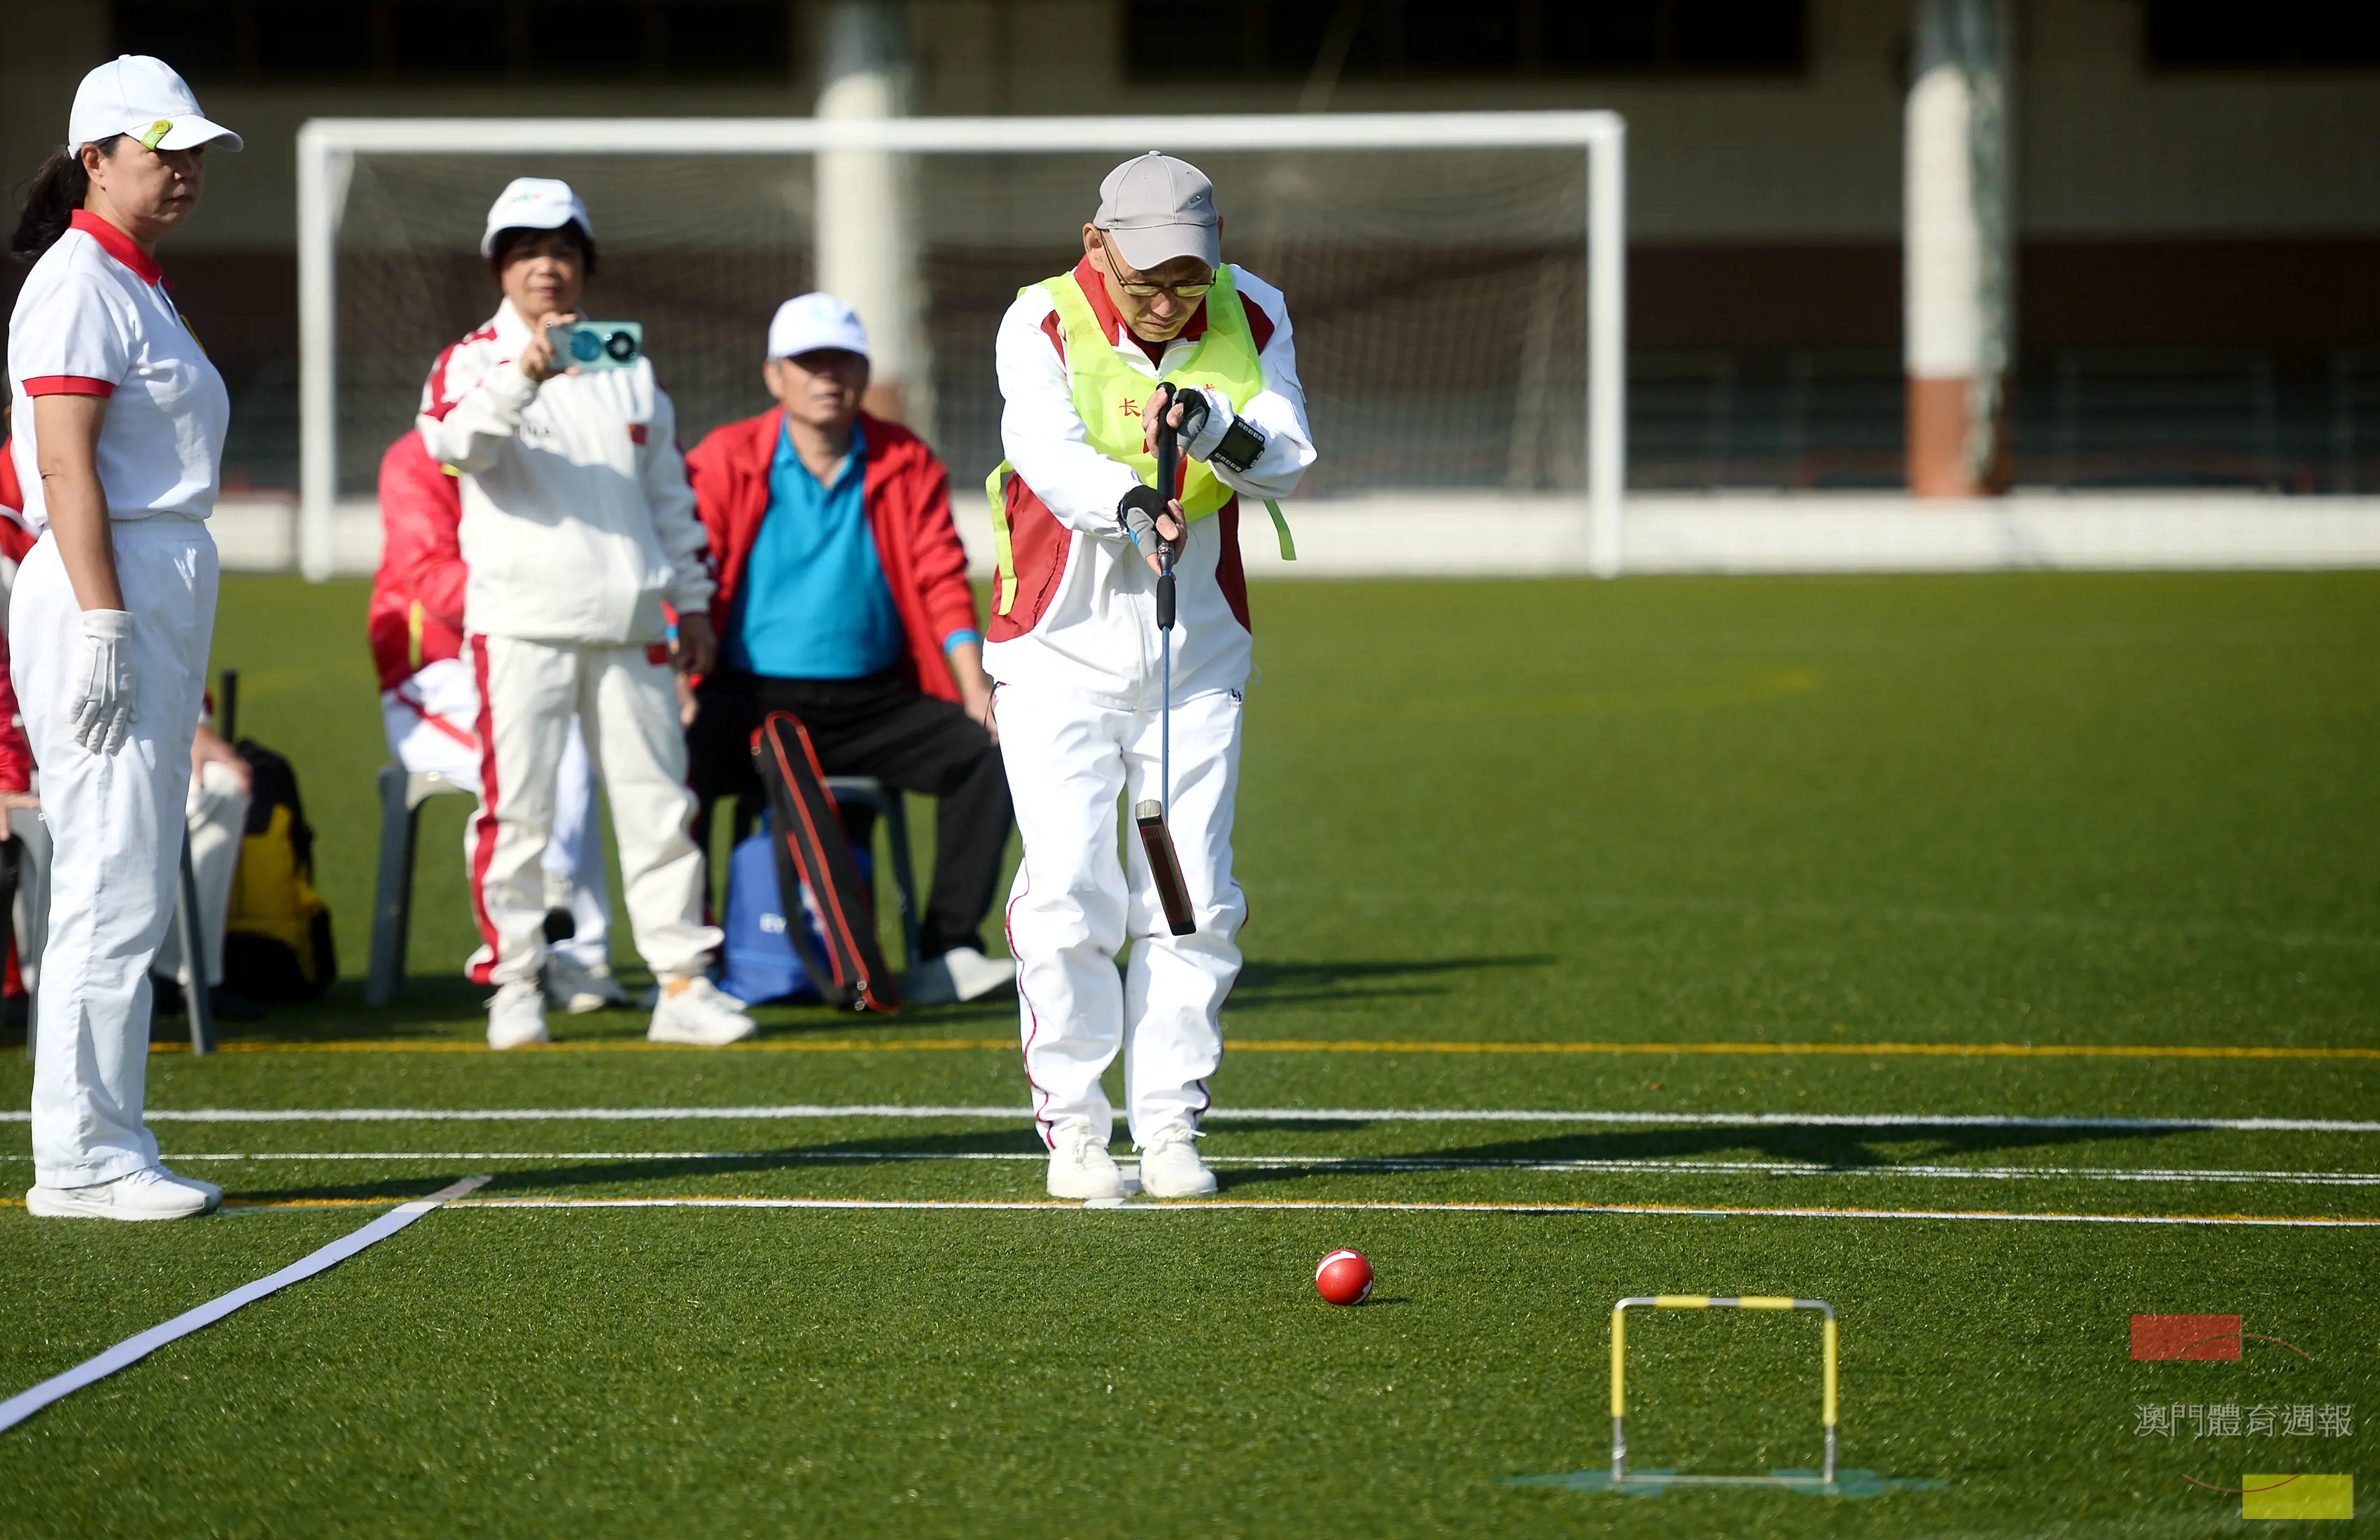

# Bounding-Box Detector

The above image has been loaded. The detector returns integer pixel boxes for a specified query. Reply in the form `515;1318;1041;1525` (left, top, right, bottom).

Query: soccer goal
295;111;1625;581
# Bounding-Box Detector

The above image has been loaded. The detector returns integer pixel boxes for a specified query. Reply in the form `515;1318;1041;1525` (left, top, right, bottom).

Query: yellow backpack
222;742;336;999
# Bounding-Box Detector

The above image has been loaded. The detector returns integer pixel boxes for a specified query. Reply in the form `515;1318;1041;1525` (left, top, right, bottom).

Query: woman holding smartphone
417;178;748;1049
6;56;241;1220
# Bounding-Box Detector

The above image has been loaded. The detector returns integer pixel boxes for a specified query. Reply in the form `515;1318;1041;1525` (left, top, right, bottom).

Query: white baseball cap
766;293;869;361
479;177;592;257
69;55;242;155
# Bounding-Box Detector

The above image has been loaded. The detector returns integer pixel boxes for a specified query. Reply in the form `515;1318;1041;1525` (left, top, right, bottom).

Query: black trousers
687;666;1013;960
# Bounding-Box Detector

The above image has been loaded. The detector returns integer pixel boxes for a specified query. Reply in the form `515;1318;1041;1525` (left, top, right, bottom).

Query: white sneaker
156;1163;223;1206
904;946;1018;1006
1046;1123;1128;1200
648;975;757;1046
486;979;550;1049
545;958;630;1014
26;1166;216;1221
1138;1126;1218;1198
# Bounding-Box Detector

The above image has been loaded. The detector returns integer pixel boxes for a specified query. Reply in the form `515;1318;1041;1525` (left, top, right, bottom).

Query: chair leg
366;765;415;1007
176;839;214;1056
879;791;923;972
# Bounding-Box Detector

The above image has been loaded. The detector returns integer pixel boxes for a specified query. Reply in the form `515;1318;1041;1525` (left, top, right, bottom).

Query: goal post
294;110;1626;582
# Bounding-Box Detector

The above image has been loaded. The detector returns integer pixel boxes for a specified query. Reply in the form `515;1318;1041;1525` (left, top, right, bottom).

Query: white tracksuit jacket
990;265;1315;1151
416;300;721;989
418;298;713;643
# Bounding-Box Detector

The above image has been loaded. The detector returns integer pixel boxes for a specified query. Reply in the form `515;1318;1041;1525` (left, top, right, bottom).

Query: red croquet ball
1315;1249;1373;1306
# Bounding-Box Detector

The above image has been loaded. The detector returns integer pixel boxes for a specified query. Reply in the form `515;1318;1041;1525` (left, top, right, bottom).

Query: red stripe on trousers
464;636;505;984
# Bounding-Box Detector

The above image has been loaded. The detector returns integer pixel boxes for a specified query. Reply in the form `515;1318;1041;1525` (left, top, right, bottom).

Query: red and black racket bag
751;711;899;1014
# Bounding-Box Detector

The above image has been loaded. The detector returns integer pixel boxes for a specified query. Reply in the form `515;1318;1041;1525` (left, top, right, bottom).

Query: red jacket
0;443;34;790
685;410;977;704
367;430;470;692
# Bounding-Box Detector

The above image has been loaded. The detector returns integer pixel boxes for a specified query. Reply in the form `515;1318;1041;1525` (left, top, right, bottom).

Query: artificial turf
1;570;2374;1536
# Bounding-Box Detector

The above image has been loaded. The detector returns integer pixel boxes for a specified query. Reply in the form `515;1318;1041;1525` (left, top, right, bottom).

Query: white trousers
384;657;611;969
13;520;217;1188
148;758;251;988
997;682;1247;1149
466;634;716;987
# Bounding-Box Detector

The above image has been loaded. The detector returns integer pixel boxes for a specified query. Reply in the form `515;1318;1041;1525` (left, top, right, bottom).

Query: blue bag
718;812;871;1007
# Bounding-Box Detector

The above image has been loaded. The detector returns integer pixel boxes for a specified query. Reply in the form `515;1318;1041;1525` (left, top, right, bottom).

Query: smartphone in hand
545;320;644;371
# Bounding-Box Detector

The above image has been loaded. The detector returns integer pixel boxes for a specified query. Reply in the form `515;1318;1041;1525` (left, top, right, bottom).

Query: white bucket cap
69;55;242;154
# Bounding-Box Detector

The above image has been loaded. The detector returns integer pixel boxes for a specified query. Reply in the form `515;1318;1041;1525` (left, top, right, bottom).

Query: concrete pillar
1905;0;2011;496
816;0;932;439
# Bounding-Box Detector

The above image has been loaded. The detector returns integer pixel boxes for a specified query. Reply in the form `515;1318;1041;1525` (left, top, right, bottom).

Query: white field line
0;1175;487;1435
31;1149;2380;1188
424;1195;2380;1228
9;1106;2374;1132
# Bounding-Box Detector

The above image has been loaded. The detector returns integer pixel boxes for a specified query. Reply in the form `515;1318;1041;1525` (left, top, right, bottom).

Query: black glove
1117;484;1178;558
1155;382;1211;447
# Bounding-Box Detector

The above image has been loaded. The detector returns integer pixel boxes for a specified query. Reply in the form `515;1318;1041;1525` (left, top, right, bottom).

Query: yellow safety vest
985;267;1295;616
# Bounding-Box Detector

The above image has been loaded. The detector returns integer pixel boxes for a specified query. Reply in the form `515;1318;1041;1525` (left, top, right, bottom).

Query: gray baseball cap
1094;152;1220;273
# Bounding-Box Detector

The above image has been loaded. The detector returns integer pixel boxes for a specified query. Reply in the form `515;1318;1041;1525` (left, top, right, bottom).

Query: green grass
1;570;2376;1536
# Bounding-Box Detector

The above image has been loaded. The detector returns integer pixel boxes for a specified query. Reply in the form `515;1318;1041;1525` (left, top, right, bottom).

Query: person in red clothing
368;430;623;1009
684;293;1014;1005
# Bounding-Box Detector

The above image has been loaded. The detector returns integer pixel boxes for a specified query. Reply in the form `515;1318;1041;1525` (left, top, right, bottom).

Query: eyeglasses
1099;234;1213;302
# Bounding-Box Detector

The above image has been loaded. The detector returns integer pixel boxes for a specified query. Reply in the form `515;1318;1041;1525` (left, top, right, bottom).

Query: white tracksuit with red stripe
989;262;1315;1150
417;299;718;988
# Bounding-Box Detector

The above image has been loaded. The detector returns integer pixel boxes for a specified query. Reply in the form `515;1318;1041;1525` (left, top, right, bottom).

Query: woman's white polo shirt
6;209;228;531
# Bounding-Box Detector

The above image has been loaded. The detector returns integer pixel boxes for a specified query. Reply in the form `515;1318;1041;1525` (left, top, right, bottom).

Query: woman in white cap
5;55;242;1220
416;177;750;1049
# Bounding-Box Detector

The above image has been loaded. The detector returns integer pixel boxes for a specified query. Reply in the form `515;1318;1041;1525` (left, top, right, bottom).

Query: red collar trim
1070;254;1207;365
69;211;163;286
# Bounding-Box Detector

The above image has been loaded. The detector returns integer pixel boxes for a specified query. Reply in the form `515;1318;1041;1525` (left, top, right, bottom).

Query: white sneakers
647;975;757;1046
486;979;551;1049
491;972;754;1047
26;1164;222;1221
903;945;1018;1006
1046;1123;1128;1200
1046;1124;1220;1200
1138;1127;1218;1198
545;958;630;1014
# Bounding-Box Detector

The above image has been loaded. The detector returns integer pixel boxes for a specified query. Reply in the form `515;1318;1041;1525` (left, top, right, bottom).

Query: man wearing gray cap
987;152;1317;1202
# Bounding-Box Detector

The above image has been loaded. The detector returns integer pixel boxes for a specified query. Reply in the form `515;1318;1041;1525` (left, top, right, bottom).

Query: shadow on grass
1205;1120;2194;1192
1229;955;1557;1007
125;972;1026;1049
227;1128;1049;1205
128;952;1549;1049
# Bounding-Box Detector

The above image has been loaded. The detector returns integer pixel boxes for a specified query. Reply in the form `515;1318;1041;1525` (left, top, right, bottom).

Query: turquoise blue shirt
729;420;906;680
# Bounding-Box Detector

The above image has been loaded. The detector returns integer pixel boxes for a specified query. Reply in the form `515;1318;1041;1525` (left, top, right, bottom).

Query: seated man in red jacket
685;294;1014;1004
368;430;623;1011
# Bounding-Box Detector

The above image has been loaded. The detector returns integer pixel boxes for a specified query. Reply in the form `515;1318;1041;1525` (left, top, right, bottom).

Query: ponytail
9;137;121;266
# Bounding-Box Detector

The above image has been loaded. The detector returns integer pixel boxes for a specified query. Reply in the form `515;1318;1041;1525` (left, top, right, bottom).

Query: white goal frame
295;110;1626;581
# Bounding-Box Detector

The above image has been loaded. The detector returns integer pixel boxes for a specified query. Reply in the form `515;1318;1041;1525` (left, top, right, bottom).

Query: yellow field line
142;1037;2380;1060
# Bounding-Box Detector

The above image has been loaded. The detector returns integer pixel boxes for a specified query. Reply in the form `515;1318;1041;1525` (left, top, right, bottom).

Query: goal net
299;113;1624;575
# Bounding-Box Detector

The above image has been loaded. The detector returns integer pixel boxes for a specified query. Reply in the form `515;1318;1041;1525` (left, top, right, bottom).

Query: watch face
1216;417;1266;469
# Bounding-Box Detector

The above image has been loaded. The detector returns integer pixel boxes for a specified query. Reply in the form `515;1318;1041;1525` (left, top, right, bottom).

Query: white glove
70;609;137;756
